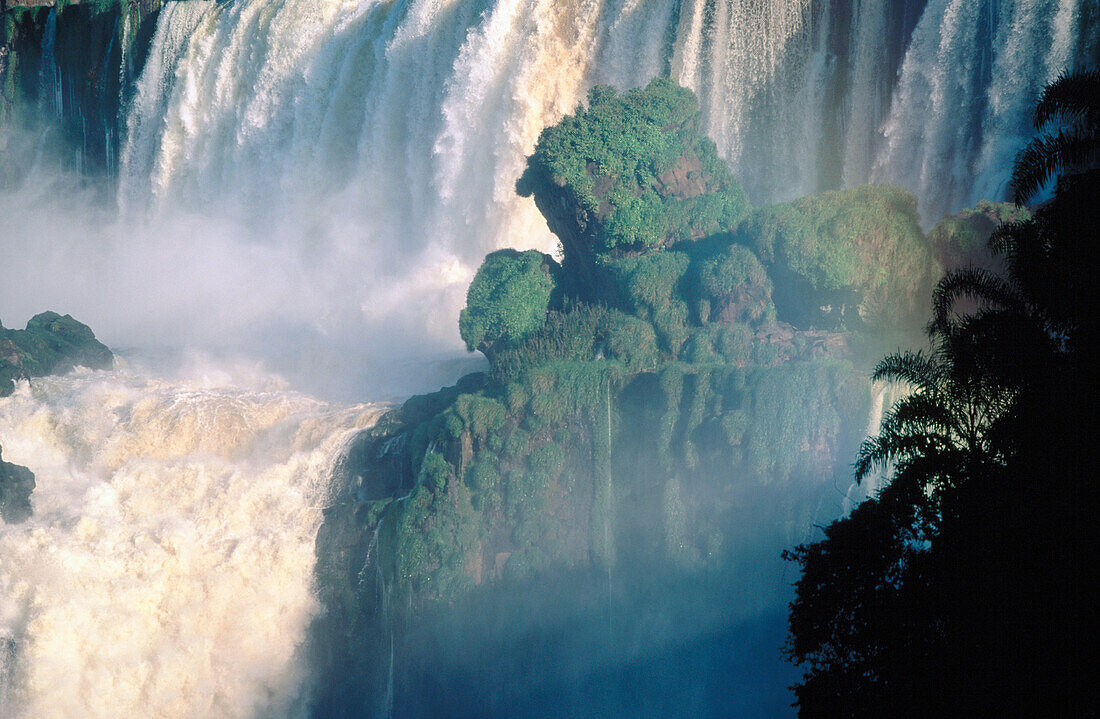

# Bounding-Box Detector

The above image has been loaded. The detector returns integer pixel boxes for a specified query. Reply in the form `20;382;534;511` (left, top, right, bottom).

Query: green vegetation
927;200;1030;270
520;78;750;255
339;80;948;643
315;77;1022;719
458;249;559;355
737;185;935;330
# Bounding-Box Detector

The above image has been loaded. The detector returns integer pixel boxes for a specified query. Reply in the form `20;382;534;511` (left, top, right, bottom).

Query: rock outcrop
311;80;926;716
1;311;113;396
1;311;111;523
516;79;751;302
0;442;33;523
736;185;938;332
1;0;163;178
927;200;1030;272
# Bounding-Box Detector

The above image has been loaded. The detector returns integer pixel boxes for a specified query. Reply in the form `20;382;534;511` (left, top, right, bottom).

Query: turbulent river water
0;363;382;718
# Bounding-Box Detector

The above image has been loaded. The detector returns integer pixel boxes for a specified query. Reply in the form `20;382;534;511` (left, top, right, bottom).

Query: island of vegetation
311;79;942;717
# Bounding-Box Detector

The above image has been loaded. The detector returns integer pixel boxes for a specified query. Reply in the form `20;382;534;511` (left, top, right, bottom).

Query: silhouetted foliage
1011;69;1100;204
786;71;1100;718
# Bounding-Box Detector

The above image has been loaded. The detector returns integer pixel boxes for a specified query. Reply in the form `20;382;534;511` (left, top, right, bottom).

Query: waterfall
38;9;61;122
0;365;383;719
670;0;819;198
871;0;1088;220
108;0;1092;357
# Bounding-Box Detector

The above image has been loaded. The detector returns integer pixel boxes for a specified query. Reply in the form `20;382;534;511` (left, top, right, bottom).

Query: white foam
0;368;383;718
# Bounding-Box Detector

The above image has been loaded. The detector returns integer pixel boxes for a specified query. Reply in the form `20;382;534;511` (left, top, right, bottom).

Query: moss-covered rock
0;311;113;395
927;199;1030;272
687;238;775;327
458;249;560;358
1;0;163;180
517;78;751;301
309;80;947;716
737;185;937;332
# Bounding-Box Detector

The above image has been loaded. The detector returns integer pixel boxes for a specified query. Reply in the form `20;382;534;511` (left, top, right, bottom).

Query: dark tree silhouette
1011;69;1100;204
786;70;1099;719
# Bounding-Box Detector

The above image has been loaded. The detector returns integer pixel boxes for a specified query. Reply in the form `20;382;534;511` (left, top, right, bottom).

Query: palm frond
887;394;954;435
855;434;905;483
987;219;1038;258
1011;129;1100;204
929;268;1019;334
1034;69;1100;130
871;351;940;389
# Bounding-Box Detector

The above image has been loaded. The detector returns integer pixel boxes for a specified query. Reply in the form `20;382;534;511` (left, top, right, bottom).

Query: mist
1;120;498;400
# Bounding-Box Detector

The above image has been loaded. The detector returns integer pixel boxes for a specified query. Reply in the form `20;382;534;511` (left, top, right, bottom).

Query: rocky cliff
308;82;943;718
1;311;113;396
0;442;33;523
1;0;161;180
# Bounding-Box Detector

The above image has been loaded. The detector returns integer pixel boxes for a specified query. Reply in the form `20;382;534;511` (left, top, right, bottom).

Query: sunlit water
2;0;1089;388
0;362;383;718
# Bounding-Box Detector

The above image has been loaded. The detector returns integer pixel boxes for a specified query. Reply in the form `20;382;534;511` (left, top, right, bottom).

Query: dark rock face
1;0;164;180
0;311;113;396
0;443;34;524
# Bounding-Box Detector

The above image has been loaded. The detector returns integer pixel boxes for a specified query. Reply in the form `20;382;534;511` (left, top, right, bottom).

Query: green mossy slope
738;185;938;331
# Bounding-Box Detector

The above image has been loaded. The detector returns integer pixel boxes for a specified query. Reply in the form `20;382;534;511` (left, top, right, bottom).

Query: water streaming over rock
871;0;1094;221
114;0;1093;350
0;365;383;718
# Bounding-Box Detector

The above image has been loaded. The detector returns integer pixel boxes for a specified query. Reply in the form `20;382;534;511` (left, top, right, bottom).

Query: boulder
0;443;34;523
1;311;112;396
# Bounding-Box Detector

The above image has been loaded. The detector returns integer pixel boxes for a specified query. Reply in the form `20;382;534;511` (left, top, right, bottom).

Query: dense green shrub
737;185;934;329
688;240;775;326
492;305;658;381
927;200;1030;271
603;312;659;371
609;251;692;355
393;452;479;596
459;249;559;354
518;78;751;259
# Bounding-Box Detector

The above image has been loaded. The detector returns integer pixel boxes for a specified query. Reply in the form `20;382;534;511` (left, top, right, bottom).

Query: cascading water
872;0;1092;220
108;0;1093;361
0;364;383;718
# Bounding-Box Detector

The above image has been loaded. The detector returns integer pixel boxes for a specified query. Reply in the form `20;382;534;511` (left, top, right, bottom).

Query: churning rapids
0;363;382;718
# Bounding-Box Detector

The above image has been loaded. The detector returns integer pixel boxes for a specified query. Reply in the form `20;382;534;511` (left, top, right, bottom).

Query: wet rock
0;443;34;524
0;311;113;396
